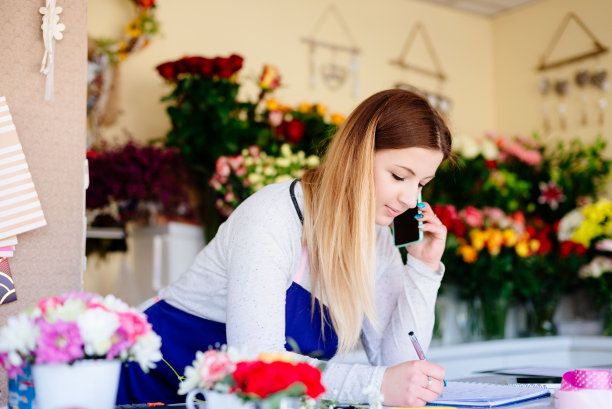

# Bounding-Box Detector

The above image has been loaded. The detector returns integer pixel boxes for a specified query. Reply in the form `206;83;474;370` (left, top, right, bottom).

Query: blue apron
116;180;338;404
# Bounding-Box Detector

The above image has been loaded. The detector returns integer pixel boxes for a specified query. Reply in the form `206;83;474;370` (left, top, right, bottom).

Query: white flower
280;143;292;157
101;294;130;312
558;208;584;241
130;331;162;372
579;256;612;278
0;313;38;363
275;157;291;168
77;308;119;356
306;155;320;167
53;298;87;322
481;139;500;161
275;174;292;183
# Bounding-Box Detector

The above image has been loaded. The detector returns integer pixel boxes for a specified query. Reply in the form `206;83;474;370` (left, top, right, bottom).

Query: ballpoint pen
408;331;446;387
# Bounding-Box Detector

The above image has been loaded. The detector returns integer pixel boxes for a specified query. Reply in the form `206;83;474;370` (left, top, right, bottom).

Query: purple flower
58;291;99;304
35;320;84;364
106;327;131;360
0;352;23;378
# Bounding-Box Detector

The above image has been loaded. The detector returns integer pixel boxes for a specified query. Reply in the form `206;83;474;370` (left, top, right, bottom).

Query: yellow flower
515;241;530;258
258;352;294;363
330;113;345;125
469;229;486;251
529;239;541;253
266;99;280;111
126;19;142;38
315;104;326;116
502;229;517;247
488;229;504;250
459;245;477;263
298;102;312;113
275;174;292;183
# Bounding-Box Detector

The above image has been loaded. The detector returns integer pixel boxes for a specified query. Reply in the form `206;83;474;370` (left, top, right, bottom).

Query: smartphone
392;193;423;247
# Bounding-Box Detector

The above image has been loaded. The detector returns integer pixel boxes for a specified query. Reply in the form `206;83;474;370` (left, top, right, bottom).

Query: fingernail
444;379;447;387
414;214;423;219
417;203;425;208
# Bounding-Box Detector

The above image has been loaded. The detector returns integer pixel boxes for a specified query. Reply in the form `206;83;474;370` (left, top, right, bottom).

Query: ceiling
419;0;542;17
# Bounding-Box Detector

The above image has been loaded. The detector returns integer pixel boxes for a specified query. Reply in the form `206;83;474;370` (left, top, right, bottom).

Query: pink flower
228;155;244;171
37;297;60;315
595;239;612;252
209;175;222;191
247;145;261;158
460;206;483;228
482;207;505;225
117;311;151;344
215;156;231;178
0;353;23;378
538;181;566;210
198;350;235;388
268;110;283;127
35;320;84;364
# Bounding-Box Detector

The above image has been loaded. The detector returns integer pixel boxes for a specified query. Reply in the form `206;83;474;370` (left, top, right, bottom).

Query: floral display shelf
337;336;612;379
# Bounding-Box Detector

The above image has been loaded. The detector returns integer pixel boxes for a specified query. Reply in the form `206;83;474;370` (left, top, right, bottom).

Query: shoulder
223;180;302;239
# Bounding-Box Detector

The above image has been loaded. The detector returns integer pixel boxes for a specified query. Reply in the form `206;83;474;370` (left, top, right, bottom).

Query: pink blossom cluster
0;292;162;378
486;132;542;166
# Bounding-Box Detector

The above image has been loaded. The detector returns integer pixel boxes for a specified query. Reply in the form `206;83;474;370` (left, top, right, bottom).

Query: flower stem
162;358;184;381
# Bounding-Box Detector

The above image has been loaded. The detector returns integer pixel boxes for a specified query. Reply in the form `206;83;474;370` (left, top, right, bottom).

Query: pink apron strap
293;246;308;285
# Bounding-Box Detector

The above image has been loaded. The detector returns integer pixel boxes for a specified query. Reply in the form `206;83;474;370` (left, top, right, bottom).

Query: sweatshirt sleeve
361;227;445;367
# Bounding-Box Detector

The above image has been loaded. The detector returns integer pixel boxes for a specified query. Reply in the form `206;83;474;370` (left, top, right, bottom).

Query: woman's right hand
381;360;446;407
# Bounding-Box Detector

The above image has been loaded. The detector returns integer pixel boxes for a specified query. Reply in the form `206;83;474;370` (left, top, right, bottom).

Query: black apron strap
289;179;303;225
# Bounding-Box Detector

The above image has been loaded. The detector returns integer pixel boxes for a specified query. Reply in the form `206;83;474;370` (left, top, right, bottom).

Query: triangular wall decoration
301;4;361;97
537;12;608;72
390;22;446;81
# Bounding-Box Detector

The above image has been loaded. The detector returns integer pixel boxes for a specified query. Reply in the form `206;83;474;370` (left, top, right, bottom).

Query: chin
375;214;393;226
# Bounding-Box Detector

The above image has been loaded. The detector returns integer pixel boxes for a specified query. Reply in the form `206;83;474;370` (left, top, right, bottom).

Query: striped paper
0;97;46;240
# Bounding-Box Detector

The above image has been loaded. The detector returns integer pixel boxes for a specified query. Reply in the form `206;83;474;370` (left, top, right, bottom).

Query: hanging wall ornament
539;76;551;131
575;68;590;125
301;5;361;97
39;0;66;102
390;22;451;116
591;67;609;125
555;78;569;130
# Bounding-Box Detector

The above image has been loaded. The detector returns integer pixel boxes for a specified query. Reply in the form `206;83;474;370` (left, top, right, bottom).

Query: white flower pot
32;359;121;409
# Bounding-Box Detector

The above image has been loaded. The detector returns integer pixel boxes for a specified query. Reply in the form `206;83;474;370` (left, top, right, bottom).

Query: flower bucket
32;359;121;409
8;364;37;409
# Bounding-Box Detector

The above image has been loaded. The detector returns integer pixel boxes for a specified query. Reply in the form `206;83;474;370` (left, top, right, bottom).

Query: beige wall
0;0;87;403
88;0;495;144
493;0;612;161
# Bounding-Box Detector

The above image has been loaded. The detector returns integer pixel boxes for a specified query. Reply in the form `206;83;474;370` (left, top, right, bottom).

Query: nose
398;186;419;209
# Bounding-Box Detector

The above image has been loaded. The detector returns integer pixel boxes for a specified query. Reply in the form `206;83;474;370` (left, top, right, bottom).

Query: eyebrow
396;165;436;180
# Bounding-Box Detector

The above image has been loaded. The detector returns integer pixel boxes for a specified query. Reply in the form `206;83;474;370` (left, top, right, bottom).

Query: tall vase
32;359;121;409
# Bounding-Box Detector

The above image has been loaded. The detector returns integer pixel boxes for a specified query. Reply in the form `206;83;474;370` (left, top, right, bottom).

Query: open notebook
429;381;551;407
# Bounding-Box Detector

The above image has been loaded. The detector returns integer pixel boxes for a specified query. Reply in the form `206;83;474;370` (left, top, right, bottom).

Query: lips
385;205;400;217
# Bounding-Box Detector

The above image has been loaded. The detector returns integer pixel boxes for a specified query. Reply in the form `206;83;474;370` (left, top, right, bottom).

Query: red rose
183;57;205;75
229;54;244;73
199;58;214;77
214;57;234;79
156;61;176;80
574;243;587;255
139;0;155;7
174;58;190;76
559;241;573;258
276;119;305;144
295;362;325;398
233;361;302;399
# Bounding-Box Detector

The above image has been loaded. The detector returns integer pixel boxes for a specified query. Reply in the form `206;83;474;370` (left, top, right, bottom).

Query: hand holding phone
392;193;423;248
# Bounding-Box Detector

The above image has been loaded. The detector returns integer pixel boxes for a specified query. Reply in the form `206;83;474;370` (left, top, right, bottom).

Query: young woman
117;89;452;407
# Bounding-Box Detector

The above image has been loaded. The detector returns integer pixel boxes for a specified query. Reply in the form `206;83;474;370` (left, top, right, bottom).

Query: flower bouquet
0;291;162;409
209;144;320;217
559;199;612;334
178;349;325;409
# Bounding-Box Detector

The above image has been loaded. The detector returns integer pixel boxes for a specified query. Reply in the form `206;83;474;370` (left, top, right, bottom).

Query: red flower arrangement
156;54;244;81
178;350;325;409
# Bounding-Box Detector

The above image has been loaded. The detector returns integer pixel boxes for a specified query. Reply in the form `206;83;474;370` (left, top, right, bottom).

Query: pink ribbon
560;368;612;391
555;369;612;409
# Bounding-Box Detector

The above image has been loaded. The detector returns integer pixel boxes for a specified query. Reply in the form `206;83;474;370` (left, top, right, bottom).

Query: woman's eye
392;173;404;181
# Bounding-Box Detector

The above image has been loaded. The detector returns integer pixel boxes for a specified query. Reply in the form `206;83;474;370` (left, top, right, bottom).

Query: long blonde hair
301;89;452;353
